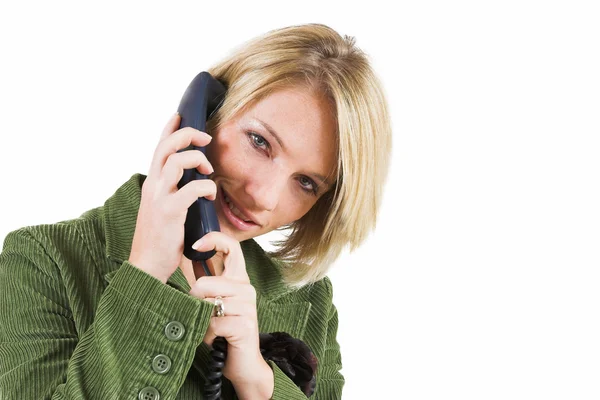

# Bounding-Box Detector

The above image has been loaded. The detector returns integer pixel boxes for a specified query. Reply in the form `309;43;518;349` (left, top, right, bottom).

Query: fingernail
192;239;204;250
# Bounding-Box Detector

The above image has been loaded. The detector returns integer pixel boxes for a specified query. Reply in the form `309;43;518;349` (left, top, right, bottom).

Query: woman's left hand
188;232;273;396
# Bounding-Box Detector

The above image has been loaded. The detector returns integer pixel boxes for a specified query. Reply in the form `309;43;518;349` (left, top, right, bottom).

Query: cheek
210;133;249;177
276;199;317;225
213;132;274;183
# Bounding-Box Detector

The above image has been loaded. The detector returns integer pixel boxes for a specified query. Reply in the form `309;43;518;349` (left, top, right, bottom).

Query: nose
244;172;285;212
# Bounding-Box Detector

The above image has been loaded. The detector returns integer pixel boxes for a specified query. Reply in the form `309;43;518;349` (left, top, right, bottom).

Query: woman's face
206;86;338;243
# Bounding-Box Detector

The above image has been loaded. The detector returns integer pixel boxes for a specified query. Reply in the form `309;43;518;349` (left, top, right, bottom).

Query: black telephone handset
176;72;227;272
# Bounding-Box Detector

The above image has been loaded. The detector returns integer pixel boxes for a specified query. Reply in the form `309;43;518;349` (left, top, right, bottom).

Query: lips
224;192;253;222
220;188;261;228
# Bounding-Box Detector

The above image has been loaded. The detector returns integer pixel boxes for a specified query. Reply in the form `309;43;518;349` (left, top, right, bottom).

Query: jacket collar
101;173;293;301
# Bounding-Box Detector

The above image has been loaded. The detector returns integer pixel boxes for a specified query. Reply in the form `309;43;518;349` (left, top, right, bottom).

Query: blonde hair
206;23;392;287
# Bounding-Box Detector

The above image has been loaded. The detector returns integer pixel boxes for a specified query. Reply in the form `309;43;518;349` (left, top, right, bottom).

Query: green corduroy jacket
0;173;344;399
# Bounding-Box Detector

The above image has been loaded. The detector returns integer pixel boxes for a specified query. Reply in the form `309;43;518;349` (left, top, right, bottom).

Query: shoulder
1;171;144;278
3;203;104;241
281;271;336;314
0;205;106;277
303;275;334;304
306;276;336;323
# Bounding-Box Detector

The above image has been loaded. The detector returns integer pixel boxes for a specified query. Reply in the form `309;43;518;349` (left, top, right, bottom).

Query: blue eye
248;132;269;149
299;176;319;196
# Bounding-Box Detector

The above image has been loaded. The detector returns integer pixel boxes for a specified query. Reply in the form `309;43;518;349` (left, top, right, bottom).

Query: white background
1;1;599;399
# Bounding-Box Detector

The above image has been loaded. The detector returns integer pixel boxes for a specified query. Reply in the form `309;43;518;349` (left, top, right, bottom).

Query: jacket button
138;386;160;400
152;354;172;374
164;321;185;341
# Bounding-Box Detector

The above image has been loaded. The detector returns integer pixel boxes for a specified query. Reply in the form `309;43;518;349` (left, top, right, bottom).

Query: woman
0;23;391;399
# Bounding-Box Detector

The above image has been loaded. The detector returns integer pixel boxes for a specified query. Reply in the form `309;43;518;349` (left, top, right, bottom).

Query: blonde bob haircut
205;23;392;288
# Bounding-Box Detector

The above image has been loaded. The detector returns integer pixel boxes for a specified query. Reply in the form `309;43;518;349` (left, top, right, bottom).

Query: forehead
241;87;338;179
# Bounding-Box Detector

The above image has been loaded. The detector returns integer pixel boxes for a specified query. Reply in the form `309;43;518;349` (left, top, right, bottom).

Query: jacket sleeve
0;227;215;399
267;278;345;400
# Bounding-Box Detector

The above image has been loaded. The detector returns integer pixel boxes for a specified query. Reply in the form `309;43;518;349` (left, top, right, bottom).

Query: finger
202;296;256;317
203;315;256;346
149;127;212;179
190;276;254;300
147;113;180;177
191;232;248;280
160;112;181;141
162;149;214;188
170;179;217;212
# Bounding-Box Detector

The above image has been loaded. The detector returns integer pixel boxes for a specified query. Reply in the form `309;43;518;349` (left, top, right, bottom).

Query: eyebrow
254;118;335;187
255;118;285;151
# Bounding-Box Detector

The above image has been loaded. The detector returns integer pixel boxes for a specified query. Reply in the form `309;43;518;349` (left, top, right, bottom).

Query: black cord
204;336;228;399
197;258;228;400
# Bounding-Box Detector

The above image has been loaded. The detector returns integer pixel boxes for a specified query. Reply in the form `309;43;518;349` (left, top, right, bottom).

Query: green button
164;321;185;341
152;354;172;374
138;386;160;400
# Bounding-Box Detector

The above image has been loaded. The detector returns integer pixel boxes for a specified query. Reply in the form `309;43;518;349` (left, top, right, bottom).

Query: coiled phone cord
204;336;228;399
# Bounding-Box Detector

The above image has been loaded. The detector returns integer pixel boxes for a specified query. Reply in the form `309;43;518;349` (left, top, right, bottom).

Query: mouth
218;187;261;231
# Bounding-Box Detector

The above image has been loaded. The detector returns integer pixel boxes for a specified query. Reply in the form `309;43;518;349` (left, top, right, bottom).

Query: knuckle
198;276;212;290
182;127;197;137
165;151;182;169
162;134;181;153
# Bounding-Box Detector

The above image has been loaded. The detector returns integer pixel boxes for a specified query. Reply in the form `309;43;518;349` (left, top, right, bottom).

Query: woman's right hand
128;112;216;283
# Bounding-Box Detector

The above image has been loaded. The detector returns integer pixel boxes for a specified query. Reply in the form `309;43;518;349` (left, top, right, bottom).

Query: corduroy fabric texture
0;173;344;399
